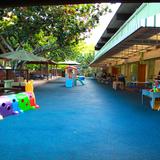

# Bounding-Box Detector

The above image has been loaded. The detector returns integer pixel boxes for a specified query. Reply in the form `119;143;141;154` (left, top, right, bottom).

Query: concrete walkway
0;78;160;160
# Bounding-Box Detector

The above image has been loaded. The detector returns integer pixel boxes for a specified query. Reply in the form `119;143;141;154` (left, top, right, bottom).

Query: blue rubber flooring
0;78;160;160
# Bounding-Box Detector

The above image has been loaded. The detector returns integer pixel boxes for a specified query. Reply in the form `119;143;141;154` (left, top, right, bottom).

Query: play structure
25;80;39;109
75;75;85;86
0;80;39;120
142;80;160;110
65;66;85;88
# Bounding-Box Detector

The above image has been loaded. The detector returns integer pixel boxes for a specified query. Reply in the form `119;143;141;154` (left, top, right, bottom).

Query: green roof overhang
91;3;160;66
0;50;48;62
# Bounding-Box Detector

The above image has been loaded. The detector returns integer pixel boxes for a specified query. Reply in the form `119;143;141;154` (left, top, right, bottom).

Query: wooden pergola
0;50;57;81
26;60;57;80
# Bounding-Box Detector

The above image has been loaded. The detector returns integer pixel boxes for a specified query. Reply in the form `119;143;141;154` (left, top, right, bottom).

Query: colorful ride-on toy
24;92;39;109
16;93;35;111
0;96;18;119
7;94;23;113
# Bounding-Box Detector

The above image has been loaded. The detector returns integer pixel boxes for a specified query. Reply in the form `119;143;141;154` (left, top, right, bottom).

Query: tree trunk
0;36;14;52
0;42;7;53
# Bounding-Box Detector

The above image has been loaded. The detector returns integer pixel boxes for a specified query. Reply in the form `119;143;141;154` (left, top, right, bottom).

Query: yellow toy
24;80;39;109
25;80;34;92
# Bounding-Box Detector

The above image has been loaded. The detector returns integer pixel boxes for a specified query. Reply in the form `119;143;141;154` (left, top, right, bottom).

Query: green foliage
75;42;95;76
27;64;39;70
0;4;110;69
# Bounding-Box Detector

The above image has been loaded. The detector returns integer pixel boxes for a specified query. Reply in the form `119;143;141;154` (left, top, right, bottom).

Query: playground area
0;2;160;160
0;78;160;160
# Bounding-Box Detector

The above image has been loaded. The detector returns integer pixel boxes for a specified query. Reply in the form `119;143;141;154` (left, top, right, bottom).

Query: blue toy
75;76;85;86
65;66;77;88
7;94;23;113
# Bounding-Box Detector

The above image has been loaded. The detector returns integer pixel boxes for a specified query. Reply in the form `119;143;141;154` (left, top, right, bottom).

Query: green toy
16;93;35;111
152;82;158;93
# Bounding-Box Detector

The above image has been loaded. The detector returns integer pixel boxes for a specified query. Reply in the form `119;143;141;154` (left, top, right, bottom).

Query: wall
154;59;160;78
145;60;155;80
130;63;138;81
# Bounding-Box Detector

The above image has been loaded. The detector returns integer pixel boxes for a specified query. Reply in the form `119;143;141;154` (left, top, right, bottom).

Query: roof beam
106;56;128;59
95;46;101;50
97;42;105;47
127;39;160;45
95;42;106;50
116;13;132;21
106;28;119;34
101;37;111;42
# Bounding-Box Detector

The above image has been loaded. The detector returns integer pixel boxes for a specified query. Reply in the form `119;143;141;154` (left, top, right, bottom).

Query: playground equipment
0;80;40;120
142;80;160;110
25;80;34;92
65;66;85;88
15;92;35;111
7;94;23;113
14;80;39;111
65;66;77;88
25;92;39;109
24;80;40;108
75;75;85;86
0;96;18;120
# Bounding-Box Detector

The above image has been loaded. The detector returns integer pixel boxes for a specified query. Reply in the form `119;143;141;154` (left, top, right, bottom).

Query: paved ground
0;78;160;160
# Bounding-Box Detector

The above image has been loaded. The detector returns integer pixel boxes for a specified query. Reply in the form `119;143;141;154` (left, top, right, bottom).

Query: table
142;89;160;109
127;81;152;92
129;81;152;86
0;87;23;96
4;80;14;93
113;81;124;90
4;80;14;88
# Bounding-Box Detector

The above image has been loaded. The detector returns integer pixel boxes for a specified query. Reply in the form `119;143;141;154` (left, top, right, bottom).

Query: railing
0;69;28;81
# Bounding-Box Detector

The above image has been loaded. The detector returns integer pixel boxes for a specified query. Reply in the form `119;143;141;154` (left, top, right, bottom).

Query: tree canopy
0;4;111;68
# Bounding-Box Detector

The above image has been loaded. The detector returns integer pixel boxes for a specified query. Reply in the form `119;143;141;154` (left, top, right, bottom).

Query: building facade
91;3;160;82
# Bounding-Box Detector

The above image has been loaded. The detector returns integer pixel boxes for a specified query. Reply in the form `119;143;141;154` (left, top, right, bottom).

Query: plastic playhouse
65;66;77;88
65;66;85;88
0;80;40;120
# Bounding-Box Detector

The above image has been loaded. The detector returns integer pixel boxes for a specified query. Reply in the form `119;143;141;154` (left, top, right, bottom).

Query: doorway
138;64;146;82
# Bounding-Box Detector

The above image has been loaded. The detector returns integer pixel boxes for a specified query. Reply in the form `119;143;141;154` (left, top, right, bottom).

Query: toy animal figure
25;80;34;92
24;92;39;109
7;94;23;113
24;80;40;109
0;96;18;120
15;93;35;112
